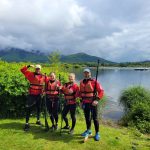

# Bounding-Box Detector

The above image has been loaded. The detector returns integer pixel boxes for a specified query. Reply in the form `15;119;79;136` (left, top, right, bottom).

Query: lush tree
47;50;61;65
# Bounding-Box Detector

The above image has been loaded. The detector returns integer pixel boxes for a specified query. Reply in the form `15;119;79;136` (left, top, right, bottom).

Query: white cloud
0;0;150;62
0;0;85;49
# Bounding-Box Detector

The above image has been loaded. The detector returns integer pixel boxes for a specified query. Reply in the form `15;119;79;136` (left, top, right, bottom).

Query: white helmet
35;64;41;69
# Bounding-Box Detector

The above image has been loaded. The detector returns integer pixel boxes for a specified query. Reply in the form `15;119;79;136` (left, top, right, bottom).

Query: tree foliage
47;50;61;65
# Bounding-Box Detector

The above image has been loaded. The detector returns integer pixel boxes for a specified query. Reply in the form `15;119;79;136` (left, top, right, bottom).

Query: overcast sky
0;0;150;62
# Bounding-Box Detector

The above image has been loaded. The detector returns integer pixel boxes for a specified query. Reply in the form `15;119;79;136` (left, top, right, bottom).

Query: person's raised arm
20;65;34;79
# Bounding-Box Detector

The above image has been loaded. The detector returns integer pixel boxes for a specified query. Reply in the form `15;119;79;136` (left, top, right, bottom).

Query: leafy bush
0;61;68;118
119;86;150;133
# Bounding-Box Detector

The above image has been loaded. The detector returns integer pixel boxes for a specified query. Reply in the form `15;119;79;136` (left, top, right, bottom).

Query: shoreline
83;66;150;70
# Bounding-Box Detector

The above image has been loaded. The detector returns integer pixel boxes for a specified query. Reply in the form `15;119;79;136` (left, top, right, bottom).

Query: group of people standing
20;64;104;141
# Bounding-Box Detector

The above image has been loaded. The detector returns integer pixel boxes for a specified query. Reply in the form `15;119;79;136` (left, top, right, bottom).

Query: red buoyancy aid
80;79;94;99
46;80;59;97
29;73;45;95
20;66;44;95
63;83;77;104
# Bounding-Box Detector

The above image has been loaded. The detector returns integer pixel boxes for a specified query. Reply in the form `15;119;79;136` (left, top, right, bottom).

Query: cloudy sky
0;0;150;62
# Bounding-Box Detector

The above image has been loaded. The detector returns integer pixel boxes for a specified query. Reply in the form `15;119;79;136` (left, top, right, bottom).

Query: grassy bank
0;118;149;150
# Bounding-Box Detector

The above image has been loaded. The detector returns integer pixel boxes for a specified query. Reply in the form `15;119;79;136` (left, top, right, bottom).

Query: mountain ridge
0;48;113;63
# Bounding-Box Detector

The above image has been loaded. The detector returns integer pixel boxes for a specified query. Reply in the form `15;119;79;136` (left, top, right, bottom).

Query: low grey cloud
0;0;150;62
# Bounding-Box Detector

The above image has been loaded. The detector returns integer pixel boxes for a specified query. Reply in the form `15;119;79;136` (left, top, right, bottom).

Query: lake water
71;68;150;121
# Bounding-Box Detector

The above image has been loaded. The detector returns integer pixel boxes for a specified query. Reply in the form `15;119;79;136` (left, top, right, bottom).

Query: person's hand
69;89;74;94
92;100;98;106
30;65;35;68
59;86;63;90
56;85;61;91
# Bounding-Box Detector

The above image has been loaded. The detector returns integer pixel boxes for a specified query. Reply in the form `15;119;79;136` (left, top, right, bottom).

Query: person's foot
81;130;92;137
68;129;74;135
94;132;100;141
24;123;30;131
36;120;42;126
54;124;58;130
62;125;70;130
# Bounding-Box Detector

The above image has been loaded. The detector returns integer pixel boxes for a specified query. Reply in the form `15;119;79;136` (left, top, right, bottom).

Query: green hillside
0;48;47;62
0;48;113;64
61;52;113;63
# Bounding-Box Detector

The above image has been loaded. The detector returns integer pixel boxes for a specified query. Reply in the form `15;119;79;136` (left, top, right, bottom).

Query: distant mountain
140;60;150;63
61;52;113;63
0;48;113;64
0;48;48;62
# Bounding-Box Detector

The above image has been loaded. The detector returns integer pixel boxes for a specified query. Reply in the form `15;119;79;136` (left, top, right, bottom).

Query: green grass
0;118;149;150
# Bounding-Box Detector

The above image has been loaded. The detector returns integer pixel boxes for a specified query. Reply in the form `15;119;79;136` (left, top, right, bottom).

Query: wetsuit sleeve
96;81;104;100
45;76;50;83
78;81;82;99
55;80;61;91
57;81;61;86
74;84;80;98
20;66;33;81
60;84;65;94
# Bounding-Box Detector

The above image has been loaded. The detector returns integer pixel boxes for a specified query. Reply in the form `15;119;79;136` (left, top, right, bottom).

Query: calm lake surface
72;68;150;121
